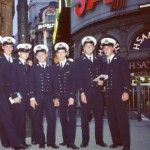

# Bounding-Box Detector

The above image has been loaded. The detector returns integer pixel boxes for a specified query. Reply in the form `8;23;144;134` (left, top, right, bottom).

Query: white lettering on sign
38;23;54;30
129;60;150;69
133;32;150;50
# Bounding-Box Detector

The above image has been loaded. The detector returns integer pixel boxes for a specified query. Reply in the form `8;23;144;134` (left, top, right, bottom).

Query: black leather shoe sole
67;144;79;149
80;143;88;148
59;142;67;146
109;143;123;148
47;144;59;149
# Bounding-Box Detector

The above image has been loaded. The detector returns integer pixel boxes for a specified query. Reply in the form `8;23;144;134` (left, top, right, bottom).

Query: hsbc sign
74;0;125;16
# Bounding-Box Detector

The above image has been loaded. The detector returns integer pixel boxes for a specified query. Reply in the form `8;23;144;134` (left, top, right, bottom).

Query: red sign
74;0;125;16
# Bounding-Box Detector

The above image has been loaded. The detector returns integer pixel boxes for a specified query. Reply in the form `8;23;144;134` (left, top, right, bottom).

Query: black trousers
59;96;76;145
80;87;104;145
106;90;130;148
30;93;56;145
0;94;22;147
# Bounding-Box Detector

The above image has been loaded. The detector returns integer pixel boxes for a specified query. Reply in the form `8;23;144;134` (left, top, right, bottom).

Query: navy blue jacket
53;60;76;99
0;55;15;95
10;58;29;99
102;55;131;93
28;63;56;99
74;55;103;93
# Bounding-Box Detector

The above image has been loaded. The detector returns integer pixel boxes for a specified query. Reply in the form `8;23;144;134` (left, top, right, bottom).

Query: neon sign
74;0;126;16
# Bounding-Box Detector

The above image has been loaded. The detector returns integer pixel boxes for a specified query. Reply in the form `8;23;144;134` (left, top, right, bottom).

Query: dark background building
71;0;150;83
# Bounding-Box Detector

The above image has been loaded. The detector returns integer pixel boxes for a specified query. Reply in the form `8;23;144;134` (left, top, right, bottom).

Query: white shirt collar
19;57;26;65
59;58;67;67
85;54;93;62
107;53;115;62
39;62;46;68
4;53;13;63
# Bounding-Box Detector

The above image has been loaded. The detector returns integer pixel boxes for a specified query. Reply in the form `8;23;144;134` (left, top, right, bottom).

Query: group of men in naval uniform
0;35;131;150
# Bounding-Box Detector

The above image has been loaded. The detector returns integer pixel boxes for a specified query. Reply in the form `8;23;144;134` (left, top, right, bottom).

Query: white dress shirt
4;53;13;63
59;58;67;68
85;54;94;62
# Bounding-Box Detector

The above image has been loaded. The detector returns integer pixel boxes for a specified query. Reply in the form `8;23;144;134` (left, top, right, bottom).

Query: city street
0;114;150;150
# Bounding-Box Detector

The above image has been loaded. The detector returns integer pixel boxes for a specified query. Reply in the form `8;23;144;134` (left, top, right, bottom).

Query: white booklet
9;92;22;104
93;74;108;82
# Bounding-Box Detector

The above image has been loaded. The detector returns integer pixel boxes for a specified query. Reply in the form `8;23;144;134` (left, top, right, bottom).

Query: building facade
71;0;150;83
0;0;14;36
28;0;58;63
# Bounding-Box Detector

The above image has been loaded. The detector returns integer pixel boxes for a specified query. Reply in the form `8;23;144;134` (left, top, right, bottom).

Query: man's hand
30;100;38;109
81;93;87;104
13;97;21;104
53;99;60;107
68;98;74;106
98;80;104;86
122;92;129;101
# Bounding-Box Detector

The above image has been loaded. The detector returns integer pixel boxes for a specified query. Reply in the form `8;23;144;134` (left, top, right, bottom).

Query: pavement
0;112;150;150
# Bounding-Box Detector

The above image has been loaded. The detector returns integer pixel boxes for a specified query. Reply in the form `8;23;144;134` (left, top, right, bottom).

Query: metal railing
129;83;150;121
76;83;150;121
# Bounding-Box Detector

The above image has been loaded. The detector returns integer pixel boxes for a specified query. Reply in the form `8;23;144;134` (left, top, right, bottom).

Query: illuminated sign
46;7;56;16
140;3;150;8
37;23;54;31
74;0;125;16
129;59;150;72
130;31;150;50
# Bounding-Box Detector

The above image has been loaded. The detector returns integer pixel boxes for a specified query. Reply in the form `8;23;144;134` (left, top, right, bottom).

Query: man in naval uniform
53;42;79;149
29;44;59;149
74;36;107;148
99;37;131;150
10;43;32;149
0;37;28;149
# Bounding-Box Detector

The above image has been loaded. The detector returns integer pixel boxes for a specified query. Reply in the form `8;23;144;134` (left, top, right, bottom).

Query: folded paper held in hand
9;92;22;104
93;74;108;82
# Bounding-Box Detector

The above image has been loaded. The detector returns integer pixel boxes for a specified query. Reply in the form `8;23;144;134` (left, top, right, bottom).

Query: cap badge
37;46;41;50
104;39;109;44
25;45;29;49
86;37;91;42
7;38;12;42
58;43;63;48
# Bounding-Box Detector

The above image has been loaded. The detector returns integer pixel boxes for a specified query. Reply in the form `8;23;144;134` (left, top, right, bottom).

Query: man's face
2;44;13;55
56;49;67;61
102;45;115;57
36;51;47;63
18;51;30;60
83;43;95;55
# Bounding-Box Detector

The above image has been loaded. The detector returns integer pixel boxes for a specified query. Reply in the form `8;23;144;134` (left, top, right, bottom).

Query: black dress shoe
109;143;123;148
122;146;130;150
96;141;107;147
23;143;31;149
39;143;45;148
3;144;10;148
59;142;67;146
67;144;79;149
32;140;38;145
47;144;59;148
13;145;26;150
80;143;88;148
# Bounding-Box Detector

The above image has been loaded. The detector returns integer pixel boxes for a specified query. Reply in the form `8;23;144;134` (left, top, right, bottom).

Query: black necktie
42;64;44;68
60;63;63;68
89;57;92;63
8;57;11;63
24;62;27;70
